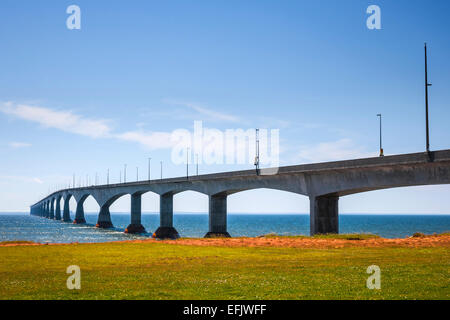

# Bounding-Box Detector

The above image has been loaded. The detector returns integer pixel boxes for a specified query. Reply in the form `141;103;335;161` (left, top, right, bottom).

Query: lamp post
148;157;151;181
425;43;432;153
136;167;139;181
160;161;163;180
196;153;199;176
254;128;260;175
377;114;384;157
187;147;190;180
124;164;127;183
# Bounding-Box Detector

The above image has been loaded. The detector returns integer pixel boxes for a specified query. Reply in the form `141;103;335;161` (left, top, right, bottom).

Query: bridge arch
62;193;74;222
48;197;55;219
205;180;308;197
206;188;309;238
340;184;450;214
310;162;450;197
173;190;209;237
72;193;96;224
91;192;146;233
54;195;63;220
82;195;101;224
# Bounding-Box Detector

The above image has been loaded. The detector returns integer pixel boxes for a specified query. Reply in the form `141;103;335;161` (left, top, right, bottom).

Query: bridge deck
61;149;450;192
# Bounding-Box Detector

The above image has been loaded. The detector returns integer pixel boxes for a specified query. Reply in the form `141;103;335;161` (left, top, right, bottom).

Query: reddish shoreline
1;234;449;249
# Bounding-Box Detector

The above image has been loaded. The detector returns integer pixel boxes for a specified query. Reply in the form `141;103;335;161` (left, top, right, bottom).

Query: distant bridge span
30;150;450;238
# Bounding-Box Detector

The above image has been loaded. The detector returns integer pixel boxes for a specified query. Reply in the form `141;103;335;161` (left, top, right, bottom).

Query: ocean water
0;213;449;244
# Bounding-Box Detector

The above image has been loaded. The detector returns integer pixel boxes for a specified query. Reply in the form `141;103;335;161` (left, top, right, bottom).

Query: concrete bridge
30;150;450;238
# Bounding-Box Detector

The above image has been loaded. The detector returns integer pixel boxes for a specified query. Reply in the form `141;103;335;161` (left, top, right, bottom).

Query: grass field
0;235;449;300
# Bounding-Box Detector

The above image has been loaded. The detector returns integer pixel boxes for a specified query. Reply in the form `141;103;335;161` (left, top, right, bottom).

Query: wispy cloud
9;142;32;148
32;177;44;184
1;102;112;138
1;101;284;156
163;99;241;123
1;101;177;151
296;139;377;163
115;131;175;150
0;175;44;184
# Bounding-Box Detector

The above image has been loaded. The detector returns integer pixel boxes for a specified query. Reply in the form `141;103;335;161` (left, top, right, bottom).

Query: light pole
377;114;384;157
196;153;199;176
136;167;139;181
254;128;260;175
187;147;190;180
124;164;127;183
148;157;151;181
160;161;163;180
107;169;109;185
424;43;432;153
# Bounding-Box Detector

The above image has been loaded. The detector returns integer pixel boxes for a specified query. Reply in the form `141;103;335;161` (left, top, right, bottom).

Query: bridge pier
96;205;114;228
125;193;146;234
49;200;55;219
45;202;49;218
205;194;231;238
55;198;61;220
309;195;339;235
73;200;86;224
153;193;179;239
63;197;72;222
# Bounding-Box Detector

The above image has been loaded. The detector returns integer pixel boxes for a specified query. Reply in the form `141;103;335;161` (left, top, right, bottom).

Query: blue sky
1;0;450;213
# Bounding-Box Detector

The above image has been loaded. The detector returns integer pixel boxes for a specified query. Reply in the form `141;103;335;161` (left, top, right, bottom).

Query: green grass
0;239;448;300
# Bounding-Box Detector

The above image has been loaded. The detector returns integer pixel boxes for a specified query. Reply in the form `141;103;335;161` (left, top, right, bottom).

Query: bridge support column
309;195;339;235
45;202;49;218
73;200;86;224
63;198;72;222
153;193;179;239
49;200;55;219
125;193;146;234
96;205;114;228
205;194;231;238
55;199;61;220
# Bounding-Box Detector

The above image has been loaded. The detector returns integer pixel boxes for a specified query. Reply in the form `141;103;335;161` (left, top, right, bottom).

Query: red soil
1;234;449;249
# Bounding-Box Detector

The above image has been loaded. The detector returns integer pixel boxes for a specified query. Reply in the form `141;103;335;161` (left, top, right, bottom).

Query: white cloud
0;101;276;154
32;177;44;184
0;175;44;184
9;142;31;148
0;102;176;151
297;139;377;163
115;131;175;150
1;102;111;138
163;99;241;123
